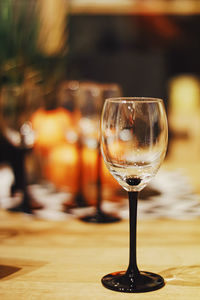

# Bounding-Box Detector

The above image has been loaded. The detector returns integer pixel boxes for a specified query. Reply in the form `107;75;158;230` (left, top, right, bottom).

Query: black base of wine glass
8;190;38;215
74;192;89;208
80;210;121;224
101;270;165;293
8;203;33;215
64;193;89;214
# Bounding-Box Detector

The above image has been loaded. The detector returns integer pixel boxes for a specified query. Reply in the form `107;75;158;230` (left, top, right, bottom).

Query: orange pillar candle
31;107;74;155
44;143;78;192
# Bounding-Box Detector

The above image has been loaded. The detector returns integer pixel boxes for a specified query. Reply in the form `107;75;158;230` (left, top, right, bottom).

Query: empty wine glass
78;82;121;223
77;82;105;219
57;80;89;208
101;97;168;292
0;84;42;214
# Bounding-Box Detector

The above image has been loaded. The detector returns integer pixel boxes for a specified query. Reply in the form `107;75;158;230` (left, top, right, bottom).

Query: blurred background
0;0;199;216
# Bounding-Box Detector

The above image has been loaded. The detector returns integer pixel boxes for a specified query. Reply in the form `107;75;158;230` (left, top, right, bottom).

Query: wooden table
0;209;200;300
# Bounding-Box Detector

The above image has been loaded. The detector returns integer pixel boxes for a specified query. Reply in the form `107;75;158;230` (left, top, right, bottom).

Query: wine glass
76;82;105;220
0;84;42;214
57;80;88;208
101;97;168;292
78;82;121;223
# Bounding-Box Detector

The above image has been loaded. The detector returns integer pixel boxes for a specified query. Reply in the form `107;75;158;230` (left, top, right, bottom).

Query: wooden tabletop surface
0;210;200;300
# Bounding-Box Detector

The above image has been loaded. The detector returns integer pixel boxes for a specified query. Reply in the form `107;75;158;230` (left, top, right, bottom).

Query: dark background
67;14;200;102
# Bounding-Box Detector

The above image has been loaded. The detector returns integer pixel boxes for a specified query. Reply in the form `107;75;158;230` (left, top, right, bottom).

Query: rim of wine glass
105;97;163;103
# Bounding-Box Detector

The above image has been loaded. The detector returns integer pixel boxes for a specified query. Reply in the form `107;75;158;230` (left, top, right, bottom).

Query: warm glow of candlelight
82;147;118;187
31;108;120;192
169;75;200;114
82;147;97;184
31;108;74;154
44;143;78;192
169;75;200;136
41;143;118;192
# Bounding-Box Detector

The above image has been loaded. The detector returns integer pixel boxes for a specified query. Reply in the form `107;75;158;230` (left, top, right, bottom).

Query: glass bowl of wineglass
100;97;168;292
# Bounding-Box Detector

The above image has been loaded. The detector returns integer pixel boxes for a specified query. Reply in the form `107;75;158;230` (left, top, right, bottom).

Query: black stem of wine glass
96;145;103;214
101;189;165;292
126;191;140;277
74;139;88;208
10;149;32;214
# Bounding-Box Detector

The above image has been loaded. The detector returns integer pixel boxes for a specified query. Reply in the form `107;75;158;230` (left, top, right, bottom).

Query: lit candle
169;75;200;136
44;143;78;192
31;108;74;154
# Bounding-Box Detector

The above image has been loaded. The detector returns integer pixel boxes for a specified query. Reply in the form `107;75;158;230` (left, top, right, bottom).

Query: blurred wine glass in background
75;82;102;212
0;83;42;214
0;0;69;215
100;83;122;102
57;80;89;208
77;81;122;223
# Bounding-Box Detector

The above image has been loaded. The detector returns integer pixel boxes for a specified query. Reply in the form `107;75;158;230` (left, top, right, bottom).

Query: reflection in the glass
101;97;168;292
